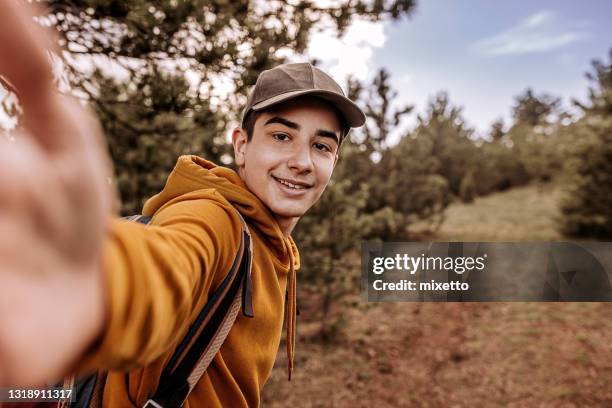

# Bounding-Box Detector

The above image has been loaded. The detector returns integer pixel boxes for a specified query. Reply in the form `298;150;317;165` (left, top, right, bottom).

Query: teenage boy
0;2;365;407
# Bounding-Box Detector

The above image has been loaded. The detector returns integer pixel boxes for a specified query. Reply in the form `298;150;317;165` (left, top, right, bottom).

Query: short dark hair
241;98;349;143
242;109;263;142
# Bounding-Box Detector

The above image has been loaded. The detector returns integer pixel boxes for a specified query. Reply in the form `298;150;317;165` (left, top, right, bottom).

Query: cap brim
251;89;366;128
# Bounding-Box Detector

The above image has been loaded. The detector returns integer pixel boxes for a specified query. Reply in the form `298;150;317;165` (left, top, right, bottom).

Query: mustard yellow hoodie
78;155;299;407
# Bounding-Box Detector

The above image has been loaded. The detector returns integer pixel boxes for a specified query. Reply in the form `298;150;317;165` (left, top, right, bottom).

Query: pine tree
560;49;612;238
1;0;416;213
294;159;373;341
507;89;563;183
412;92;477;196
459;170;475;203
511;88;560;128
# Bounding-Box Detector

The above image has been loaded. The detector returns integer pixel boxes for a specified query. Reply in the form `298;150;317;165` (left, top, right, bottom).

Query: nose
287;142;314;174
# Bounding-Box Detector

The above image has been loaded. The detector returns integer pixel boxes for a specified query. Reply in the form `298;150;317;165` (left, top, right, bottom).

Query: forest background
1;1;611;406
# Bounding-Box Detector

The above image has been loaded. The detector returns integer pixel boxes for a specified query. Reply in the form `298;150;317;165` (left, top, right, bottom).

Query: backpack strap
143;210;253;408
122;214;153;224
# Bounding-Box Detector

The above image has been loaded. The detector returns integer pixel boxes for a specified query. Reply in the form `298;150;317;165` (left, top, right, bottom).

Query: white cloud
472;10;589;56
399;73;414;83
522;10;554;29
307;19;386;85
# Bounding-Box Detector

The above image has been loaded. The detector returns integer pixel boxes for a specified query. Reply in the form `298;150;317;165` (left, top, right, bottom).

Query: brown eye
314;142;332;152
273;133;290;141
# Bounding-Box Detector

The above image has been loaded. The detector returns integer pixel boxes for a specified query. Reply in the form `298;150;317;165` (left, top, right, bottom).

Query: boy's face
233;98;341;230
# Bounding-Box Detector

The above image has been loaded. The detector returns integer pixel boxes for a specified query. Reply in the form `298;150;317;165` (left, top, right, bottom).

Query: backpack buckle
143;399;164;408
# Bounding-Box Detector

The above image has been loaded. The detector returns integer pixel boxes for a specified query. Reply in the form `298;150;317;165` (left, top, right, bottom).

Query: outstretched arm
0;1;113;386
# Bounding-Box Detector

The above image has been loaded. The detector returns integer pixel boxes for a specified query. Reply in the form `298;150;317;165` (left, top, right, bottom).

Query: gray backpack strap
122;214;153;224
142;210;253;408
183;212;253;395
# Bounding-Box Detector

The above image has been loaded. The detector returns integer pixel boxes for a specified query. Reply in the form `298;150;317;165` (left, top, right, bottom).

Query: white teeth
276;177;306;190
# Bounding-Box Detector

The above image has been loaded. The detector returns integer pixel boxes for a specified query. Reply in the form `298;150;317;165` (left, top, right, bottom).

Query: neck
275;216;299;237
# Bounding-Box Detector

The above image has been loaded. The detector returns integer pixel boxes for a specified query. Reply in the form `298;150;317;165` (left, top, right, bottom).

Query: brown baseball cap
241;63;366;131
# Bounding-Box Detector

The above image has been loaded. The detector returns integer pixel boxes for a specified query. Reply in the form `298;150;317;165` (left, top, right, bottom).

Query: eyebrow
264;116;339;144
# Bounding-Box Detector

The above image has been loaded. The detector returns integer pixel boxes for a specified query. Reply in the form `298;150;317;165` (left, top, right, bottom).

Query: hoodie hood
142;156;300;379
142;155;300;271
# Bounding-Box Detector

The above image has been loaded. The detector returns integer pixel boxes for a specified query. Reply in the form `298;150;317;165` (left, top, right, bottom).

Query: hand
0;2;114;386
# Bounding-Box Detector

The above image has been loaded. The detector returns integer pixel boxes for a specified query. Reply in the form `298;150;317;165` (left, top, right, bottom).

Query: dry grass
424;183;563;241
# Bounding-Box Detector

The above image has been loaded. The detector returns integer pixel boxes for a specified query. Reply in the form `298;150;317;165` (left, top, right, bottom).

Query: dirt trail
263;302;612;407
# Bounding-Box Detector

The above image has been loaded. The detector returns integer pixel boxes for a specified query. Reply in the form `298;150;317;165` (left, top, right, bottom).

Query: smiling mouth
272;176;313;190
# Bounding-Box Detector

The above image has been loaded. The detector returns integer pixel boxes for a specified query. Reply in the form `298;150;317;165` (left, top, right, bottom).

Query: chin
269;204;308;219
273;209;307;219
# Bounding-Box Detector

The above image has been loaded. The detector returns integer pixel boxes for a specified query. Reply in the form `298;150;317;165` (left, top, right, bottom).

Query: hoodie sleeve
74;192;242;373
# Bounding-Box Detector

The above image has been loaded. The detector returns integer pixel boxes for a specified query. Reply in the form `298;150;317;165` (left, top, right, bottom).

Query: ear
232;127;248;167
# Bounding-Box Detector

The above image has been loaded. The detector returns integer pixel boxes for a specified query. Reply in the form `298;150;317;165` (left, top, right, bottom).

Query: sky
307;0;612;140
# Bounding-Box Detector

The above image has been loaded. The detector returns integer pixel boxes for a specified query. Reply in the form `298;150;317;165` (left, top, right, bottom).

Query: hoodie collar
143;155;299;267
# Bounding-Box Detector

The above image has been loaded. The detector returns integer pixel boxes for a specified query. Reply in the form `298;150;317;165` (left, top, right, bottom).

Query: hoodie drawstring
286;249;297;381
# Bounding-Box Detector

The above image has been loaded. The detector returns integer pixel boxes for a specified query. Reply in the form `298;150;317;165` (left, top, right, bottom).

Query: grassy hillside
418;182;563;241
